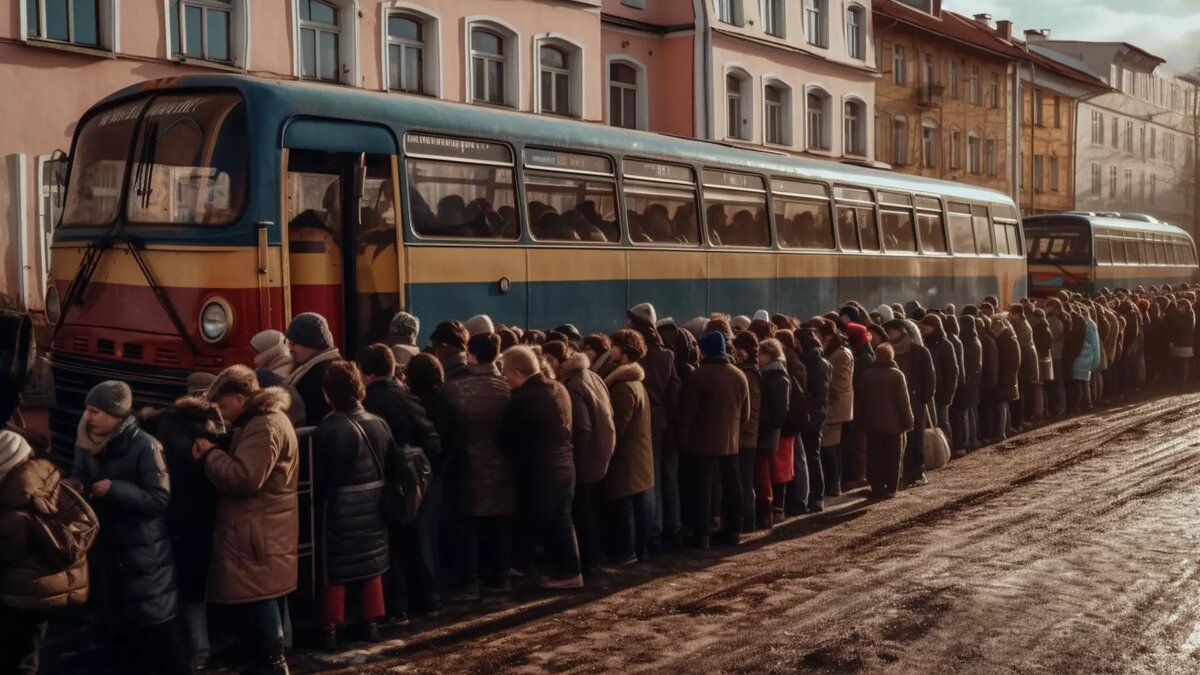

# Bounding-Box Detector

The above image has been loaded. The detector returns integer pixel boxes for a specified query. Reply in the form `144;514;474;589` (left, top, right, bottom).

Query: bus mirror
51;149;69;205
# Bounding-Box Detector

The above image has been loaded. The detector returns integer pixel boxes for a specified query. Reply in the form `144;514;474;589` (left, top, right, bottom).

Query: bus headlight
45;285;61;324
200;299;232;343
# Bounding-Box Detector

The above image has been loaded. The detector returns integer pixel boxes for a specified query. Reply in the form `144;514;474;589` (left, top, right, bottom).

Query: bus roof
101;74;1015;207
1023;212;1194;240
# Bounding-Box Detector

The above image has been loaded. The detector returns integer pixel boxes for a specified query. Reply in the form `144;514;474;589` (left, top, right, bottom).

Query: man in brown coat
676;332;750;548
192;365;299;674
603;330;655;564
854;344;914;498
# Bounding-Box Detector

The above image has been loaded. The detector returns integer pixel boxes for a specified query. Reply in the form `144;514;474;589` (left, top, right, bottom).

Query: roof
1024;213;1194;240
96;74;1015;207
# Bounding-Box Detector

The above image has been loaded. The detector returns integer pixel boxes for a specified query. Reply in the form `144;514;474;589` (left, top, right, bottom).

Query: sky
941;0;1200;76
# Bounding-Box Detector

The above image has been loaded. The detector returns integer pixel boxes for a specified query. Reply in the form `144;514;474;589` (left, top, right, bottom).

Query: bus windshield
1025;218;1091;264
62;92;249;227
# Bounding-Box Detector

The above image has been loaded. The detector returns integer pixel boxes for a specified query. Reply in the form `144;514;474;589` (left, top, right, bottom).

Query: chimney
1024;28;1050;41
996;20;1013;41
973;13;994;28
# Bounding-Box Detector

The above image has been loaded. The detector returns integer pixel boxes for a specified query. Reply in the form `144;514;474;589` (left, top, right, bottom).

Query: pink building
1;0;877;312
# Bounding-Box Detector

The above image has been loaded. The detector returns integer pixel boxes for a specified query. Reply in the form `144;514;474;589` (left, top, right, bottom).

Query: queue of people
1;283;1195;674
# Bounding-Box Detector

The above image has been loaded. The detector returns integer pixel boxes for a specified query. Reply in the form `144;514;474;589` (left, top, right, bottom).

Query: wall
1017;82;1076;214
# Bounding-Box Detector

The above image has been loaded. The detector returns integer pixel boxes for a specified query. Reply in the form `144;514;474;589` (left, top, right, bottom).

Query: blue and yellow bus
1025;213;1199;297
48;74;1025;455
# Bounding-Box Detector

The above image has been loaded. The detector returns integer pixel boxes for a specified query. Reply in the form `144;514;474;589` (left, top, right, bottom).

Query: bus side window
878;192;916;253
971;205;994;255
834;186;877;252
772;179;834;250
624;160;701;246
915;196;947;254
703;170;770;248
947;202;974;255
404;134;518;240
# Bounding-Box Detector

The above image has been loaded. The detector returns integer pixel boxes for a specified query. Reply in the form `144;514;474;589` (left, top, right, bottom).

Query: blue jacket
1072;319;1102;381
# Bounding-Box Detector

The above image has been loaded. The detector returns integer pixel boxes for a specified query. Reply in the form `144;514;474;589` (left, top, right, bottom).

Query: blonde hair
501;345;540;377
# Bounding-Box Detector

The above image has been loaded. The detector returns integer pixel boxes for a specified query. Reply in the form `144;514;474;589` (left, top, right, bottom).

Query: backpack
780;372;811;437
350;416;432;524
32;480;99;590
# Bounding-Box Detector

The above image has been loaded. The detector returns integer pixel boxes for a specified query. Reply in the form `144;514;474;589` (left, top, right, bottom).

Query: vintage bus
47;74;1026;456
1025;213;1199;297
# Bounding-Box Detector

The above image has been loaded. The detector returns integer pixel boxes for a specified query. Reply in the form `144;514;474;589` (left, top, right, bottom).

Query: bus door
282;121;401;358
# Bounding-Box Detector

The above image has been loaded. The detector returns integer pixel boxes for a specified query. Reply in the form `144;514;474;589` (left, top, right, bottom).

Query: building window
948;61;959;99
1090;163;1102;198
1032;154;1044;192
1150;127;1157;159
763;0;785;37
844;99;866;156
608;60;643;129
1053;96;1061;128
1091;110;1104;146
804;0;827;47
386;14;425;93
1166;133;1175;162
471;28;508;105
716;0;742;25
891;117;908;165
1032;88;1043;126
539;46;571;116
949;129;962;169
968;65;980;105
170;0;231;62
1124;120;1134;153
1123;168;1132;201
1109;166;1117;199
893;45;907;86
985;136;997;176
1151;174;1157;202
1139;124;1146;158
726;71;753;140
921;120;938;168
967;133;980;174
989;72;999;108
622;0;646;7
299;0;341;82
1139;171;1146;202
921;53;935;88
26;0;111;47
1050;156;1060;191
806;89;831;150
846;6;865;59
764;83;790;145
1111;116;1119;149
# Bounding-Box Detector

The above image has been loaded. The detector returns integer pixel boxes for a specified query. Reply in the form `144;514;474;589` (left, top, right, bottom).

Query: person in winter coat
756;339;791;528
286;312;342;426
583;333;616;378
956;316;984;453
791;328;831;514
1;430;97;675
991;317;1022;439
841;323;874;492
193;366;298;673
359;344;445;618
919;314;958;445
884;320;934;487
140;396;224;670
732;331;763;532
774;330;809;513
676;332;750;547
853;344;914;498
626;303;681;552
387;311;422;375
71;381;188;674
1045;299;1068;418
817;321;854;501
251;330;295;379
1006;306;1040;430
941;313;967;449
543;341;615;575
445;333;512;595
499;346;583;589
976;314;999;444
1062;305;1088;413
1072;308;1104;397
601;330;655;564
1030;307;1054;421
1169;298;1195;387
305;362;391;649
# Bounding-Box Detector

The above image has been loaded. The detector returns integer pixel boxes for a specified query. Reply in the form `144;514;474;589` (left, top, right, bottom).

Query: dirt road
301;393;1200;674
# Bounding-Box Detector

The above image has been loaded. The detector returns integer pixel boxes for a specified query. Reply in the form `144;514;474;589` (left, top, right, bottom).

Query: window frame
763;80;791;146
297;0;346;84
805;87;832;152
170;0;234;64
606;56;648;130
762;0;785;38
843;97;867;157
878;191;919;255
892;45;907;86
702;168;772;249
24;0;116;50
968;65;980;105
534;36;585;119
845;5;865;60
726;69;753;141
833;185;881;253
623;158;702;248
915;194;949;255
465;17;520;108
967;132;981;175
381;6;441;97
921;119;937;169
804;0;827;48
522;147;621;245
771;178;836;251
715;0;743;26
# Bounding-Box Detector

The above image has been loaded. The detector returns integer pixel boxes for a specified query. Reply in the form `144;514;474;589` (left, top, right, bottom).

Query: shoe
319;629;338;652
538;574;584;590
445;583;481;602
683;535;711;550
361;622;381;643
907;476;929;488
772;508;786;525
808;501;824;513
192;656;209;673
606;553;638;568
951;449;967;459
378;612;410;627
259;637;289;675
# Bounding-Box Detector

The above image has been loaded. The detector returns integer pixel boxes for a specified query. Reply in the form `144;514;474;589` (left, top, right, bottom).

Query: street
290;392;1200;674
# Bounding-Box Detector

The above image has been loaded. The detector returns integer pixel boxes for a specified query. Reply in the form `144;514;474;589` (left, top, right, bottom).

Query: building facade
1031;38;1199;237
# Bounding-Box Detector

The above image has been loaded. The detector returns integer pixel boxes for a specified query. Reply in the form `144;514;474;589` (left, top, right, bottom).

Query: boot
249;638;289;675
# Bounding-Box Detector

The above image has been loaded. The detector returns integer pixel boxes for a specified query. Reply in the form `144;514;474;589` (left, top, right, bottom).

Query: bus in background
48;74;1026;460
1025;213;1199;297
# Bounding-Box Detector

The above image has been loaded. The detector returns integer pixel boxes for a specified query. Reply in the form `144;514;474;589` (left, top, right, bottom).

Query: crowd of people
2;283;1199;674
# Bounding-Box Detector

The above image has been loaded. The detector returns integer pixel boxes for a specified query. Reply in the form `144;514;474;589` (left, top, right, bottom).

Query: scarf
288;347;341;387
761;360;787;374
75;415;136;456
254;342;295;378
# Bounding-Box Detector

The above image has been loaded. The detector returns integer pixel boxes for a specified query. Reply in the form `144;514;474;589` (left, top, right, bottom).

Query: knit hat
187;372;216;396
0;431;33;485
839;305;864;324
430;321;469;351
698;331;727;359
250;329;286;356
554;324;584;343
628;302;658;328
464;314;495;337
882;318;909;335
753;309;770;322
731;315;752;332
388;311;420;345
285;312;334;350
683;317;709;338
732;331;759;358
85;380;133;419
844;322;869;347
876;304;895;321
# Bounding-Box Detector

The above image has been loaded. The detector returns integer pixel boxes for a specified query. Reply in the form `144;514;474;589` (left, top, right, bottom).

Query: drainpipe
693;0;713;139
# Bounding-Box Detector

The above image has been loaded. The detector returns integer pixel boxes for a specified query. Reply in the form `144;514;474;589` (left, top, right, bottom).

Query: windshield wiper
133;120;159;209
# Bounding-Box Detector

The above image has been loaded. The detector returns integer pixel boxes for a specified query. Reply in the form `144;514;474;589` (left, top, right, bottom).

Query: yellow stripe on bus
50;244;275;289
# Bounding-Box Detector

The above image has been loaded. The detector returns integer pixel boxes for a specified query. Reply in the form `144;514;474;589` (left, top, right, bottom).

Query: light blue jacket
1072;318;1102;381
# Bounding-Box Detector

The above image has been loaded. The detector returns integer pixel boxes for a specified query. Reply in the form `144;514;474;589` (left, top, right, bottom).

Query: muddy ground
299;393;1200;674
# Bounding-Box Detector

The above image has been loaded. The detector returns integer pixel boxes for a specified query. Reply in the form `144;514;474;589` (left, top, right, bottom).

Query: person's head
358;343;397;383
554;324;584;345
732;331;759;364
731;315;752;333
609;329;647;367
464;314;495;337
0;431;33;485
467;332;502;365
501;346;541;390
582;333;610;364
497;327;519;351
285;312;335;365
797;327;822;355
206;365;259;422
706;318;734;343
875;342;895;362
757;338;784;366
250;329;289;365
627;302;658;330
748;319;774;342
83;380;133;436
883;319;908;343
919;313;944;338
187;372;216;397
322;360;365;412
542;340;571;374
844;322;870;348
698;331;727;361
430;320;469;362
387;311;420;347
406;353;444;395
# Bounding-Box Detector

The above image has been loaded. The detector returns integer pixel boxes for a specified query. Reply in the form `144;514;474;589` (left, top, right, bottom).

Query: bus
47;74;1026;457
1024;213;1199;297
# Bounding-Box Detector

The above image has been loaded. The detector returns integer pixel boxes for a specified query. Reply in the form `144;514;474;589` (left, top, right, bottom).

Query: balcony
918;84;945;108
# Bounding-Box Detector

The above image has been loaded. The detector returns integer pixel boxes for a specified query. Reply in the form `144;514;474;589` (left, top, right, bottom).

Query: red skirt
771;435;795;484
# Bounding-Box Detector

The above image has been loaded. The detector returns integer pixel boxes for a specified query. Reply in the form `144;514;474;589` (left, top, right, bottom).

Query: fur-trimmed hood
605;362;645;386
558;352;592;380
244;387;292;418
